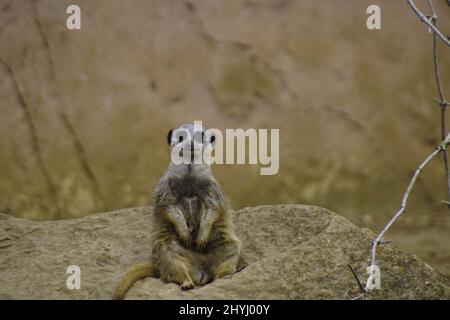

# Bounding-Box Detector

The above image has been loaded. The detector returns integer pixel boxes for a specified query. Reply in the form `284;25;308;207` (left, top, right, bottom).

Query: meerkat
113;123;246;299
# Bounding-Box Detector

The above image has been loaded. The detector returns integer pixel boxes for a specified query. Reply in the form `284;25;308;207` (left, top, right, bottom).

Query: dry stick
365;133;450;297
405;0;450;47
347;264;365;294
363;0;450;299
0;57;59;211
32;0;106;211
427;0;450;206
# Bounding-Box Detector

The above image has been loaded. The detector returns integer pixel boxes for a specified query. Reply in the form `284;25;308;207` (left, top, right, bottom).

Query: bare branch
363;1;450;299
347;264;364;294
426;0;450;206
365;133;450;297
405;0;450;47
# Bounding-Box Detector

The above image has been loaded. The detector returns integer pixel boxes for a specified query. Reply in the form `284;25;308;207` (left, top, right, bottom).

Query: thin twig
427;0;450;206
350;293;365;300
347;264;365;293
32;0;106;211
405;0;450;47
364;1;450;299
365;133;450;297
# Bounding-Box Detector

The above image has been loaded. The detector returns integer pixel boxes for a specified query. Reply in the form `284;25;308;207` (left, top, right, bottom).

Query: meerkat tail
113;263;157;300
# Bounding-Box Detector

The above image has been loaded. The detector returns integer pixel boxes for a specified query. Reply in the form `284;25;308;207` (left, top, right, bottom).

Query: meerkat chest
177;196;204;237
168;175;210;233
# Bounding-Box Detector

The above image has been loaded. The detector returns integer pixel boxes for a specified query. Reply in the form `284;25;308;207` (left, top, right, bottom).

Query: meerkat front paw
167;206;191;244
180;280;195;290
196;208;217;249
196;227;211;249
177;229;191;245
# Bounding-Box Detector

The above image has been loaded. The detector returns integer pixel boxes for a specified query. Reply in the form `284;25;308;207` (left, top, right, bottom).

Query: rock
0;205;448;299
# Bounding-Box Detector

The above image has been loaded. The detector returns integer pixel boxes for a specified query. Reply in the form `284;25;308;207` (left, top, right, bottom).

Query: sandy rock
0;205;448;299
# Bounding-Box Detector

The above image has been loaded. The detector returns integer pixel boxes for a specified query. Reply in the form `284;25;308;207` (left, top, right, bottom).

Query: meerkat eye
210;135;215;143
178;135;184;142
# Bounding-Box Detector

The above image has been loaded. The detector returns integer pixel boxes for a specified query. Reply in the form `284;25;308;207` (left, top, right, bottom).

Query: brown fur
113;124;245;299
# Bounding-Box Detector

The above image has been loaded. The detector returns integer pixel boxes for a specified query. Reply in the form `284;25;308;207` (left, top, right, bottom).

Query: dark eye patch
201;131;215;144
172;128;189;144
167;129;173;145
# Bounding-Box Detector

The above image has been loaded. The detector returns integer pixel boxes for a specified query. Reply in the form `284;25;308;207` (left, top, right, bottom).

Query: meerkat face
167;123;216;164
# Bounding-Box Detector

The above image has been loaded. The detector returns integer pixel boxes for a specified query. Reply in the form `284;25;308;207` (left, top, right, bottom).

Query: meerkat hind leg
156;241;196;290
164;258;195;290
210;242;240;279
184;254;212;286
212;254;239;279
236;254;248;272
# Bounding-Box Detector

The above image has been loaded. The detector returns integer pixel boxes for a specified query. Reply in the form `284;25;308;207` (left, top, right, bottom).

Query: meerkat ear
167;129;173;145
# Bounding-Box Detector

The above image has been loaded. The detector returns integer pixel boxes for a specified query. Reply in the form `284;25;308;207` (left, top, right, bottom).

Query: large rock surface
0;205;448;299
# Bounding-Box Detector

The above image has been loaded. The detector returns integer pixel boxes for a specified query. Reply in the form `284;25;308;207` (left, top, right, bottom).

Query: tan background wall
0;0;449;274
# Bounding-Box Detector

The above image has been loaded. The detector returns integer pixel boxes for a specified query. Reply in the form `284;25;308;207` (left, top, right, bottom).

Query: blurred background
0;0;449;275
